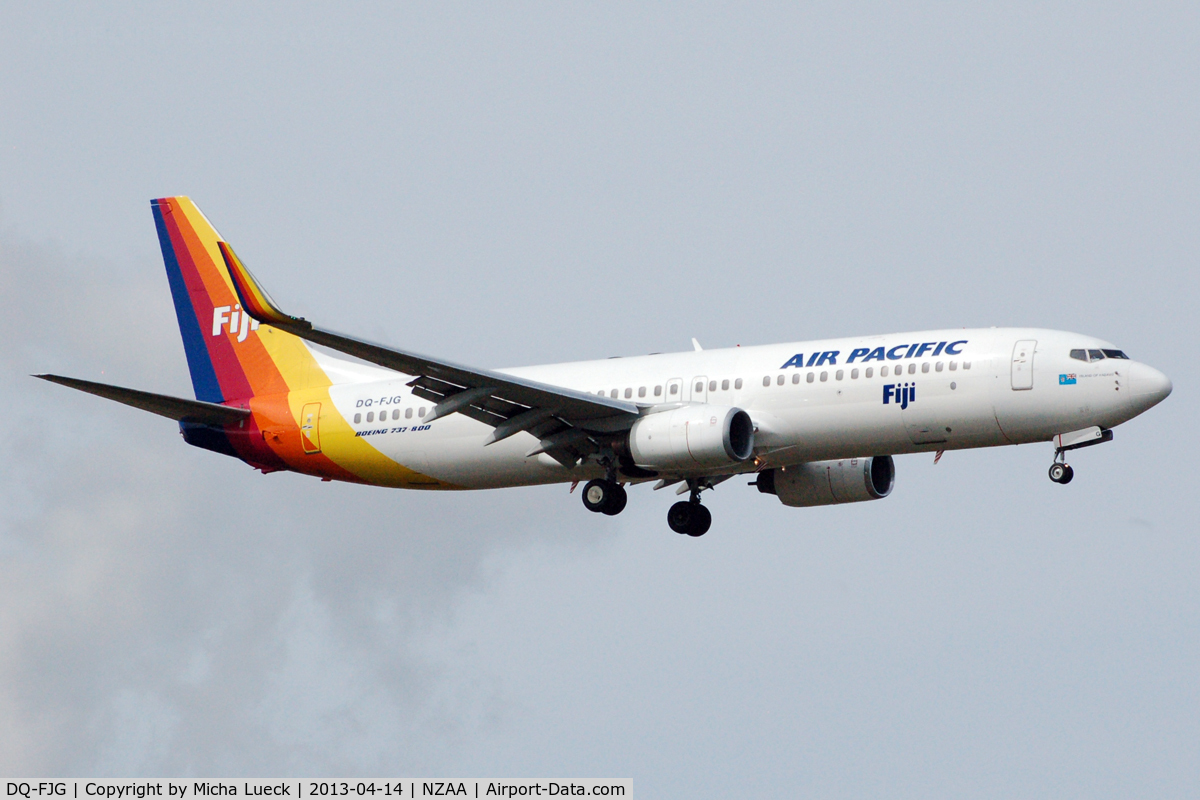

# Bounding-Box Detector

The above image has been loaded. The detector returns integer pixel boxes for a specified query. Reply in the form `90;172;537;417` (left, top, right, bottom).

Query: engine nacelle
755;456;894;507
627;404;755;471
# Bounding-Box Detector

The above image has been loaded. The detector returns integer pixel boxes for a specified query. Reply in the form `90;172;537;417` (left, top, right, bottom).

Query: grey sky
2;2;1198;794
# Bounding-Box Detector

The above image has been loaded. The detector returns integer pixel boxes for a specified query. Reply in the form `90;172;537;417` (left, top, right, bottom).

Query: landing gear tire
1048;463;1074;484
603;484;628;516
667;501;712;537
582;479;627;515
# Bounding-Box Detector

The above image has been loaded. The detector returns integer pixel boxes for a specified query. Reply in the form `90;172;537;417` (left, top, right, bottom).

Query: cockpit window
1071;348;1126;363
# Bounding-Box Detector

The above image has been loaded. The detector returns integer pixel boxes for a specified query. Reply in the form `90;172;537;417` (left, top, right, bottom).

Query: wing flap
220;242;641;436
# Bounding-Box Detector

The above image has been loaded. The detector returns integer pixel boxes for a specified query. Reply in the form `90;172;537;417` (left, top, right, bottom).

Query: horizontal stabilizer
34;374;251;426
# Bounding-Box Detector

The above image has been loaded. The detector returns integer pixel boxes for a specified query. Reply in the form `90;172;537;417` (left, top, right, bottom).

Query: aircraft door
1011;340;1036;390
300;402;321;454
689;376;708;403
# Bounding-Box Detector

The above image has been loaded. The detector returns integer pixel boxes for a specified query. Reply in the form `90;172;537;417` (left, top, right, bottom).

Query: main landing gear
667;500;711;537
580;474;714;537
582;478;627;516
667;480;713;537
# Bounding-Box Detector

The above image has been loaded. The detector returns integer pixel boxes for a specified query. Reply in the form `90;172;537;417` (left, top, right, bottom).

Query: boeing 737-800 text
38;197;1173;536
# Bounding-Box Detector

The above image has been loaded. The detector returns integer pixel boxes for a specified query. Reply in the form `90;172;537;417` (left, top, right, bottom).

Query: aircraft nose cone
1127;362;1172;413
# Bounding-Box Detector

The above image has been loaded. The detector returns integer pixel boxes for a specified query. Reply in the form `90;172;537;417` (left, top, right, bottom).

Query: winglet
218;241;311;330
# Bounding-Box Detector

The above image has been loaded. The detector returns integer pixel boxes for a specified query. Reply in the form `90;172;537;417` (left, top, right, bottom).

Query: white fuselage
320;328;1170;489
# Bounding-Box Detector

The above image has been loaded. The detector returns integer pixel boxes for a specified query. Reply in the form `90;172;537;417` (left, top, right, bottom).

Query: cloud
0;229;580;775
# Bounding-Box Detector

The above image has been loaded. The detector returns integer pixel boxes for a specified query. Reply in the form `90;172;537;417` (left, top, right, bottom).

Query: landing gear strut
667;480;712;537
582;479;627;515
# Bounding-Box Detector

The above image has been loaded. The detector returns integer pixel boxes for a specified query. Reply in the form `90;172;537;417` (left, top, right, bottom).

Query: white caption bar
3;782;631;800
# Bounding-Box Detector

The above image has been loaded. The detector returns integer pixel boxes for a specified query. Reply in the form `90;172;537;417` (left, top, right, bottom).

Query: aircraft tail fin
151;197;332;403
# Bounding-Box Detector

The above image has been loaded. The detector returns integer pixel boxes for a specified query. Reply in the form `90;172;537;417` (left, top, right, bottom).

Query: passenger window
722;379;730;390
881;366;889;377
367;411;374;422
1102;349;1129;359
820;371;828;382
1088;349;1105;361
696;381;704;393
935;362;943;372
763;376;770;387
1070;349;1088;362
963;362;971;370
709;380;717;392
354;413;361;424
835;370;844;380
806;372;815;383
777;375;784;385
921;363;930;373
654;385;662;396
949;361;957;371
638;386;646;398
851;368;859;379
669;384;679;395
393;409;400;420
908;363;916;374
418;407;426;417
611;389;619;398
865;367;874;378
406;407;413;419
734;378;743;390
791;373;800;384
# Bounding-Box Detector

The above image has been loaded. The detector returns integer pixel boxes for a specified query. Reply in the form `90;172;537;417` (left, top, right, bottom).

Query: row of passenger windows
596;361;971;400
596;379;748;399
354;407;424;424
763;360;970;385
1070;348;1129;363
594;350;1124;402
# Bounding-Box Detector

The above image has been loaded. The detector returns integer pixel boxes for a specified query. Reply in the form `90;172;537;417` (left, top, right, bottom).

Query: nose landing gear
1048;461;1074;484
1047;426;1114;485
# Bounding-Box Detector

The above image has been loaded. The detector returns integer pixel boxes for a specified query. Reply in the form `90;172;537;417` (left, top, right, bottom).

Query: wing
219;242;640;466
35;374;251;426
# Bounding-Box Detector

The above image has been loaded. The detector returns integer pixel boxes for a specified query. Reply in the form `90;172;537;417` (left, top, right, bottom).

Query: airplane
37;197;1173;537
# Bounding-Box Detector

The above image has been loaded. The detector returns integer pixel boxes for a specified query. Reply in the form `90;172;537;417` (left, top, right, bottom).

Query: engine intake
627;404;755;471
756;456;894;507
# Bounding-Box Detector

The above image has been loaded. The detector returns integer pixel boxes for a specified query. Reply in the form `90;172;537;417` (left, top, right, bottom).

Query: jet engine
755;456;894;507
625;404;755;471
